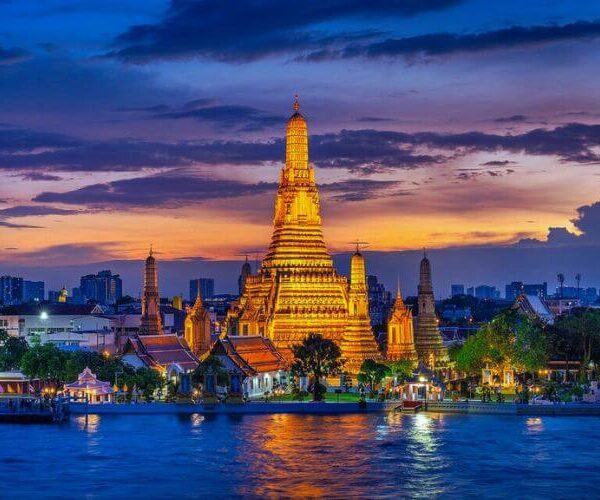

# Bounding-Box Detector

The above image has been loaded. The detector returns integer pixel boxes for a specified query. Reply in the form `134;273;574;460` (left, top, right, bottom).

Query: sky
1;0;600;297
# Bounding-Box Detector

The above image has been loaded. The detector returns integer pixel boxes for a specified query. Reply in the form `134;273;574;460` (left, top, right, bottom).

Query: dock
0;396;69;423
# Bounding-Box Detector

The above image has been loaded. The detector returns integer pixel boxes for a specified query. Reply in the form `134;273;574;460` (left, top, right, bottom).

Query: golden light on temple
226;97;381;375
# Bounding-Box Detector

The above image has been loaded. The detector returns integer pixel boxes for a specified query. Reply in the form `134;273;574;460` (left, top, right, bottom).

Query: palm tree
575;273;582;299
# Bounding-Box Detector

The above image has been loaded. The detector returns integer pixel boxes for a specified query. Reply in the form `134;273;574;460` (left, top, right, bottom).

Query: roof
210;335;287;377
0;303;103;316
124;335;199;372
515;294;554;324
64;367;112;394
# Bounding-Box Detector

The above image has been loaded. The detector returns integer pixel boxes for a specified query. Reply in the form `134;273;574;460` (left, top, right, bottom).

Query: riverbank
426;401;600;416
70;401;399;415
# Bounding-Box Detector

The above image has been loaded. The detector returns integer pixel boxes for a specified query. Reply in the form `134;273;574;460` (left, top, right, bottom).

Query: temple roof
124;334;199;372
210;335;288;377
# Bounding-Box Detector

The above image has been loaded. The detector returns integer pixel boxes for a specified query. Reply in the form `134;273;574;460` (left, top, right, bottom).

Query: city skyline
2;1;600;290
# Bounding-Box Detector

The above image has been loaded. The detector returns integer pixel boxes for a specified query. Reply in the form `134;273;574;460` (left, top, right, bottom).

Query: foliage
550;308;600;379
290;333;343;401
20;344;68;383
357;359;389;391
454;310;547;375
0;329;29;371
386;359;414;384
192;355;228;386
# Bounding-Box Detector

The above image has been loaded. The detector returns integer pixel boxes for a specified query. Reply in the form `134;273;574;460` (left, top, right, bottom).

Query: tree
0;329;29;371
290;333;343;401
192;355;228;387
20;343;67;384
357;359;389;394
386;359;414;384
455;310;547;376
551;308;600;379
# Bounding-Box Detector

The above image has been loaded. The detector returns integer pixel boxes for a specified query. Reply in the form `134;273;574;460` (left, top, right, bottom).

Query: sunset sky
1;1;600;295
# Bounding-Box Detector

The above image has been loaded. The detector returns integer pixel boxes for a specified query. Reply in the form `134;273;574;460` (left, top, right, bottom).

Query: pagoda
227;97;381;374
139;247;163;336
414;252;448;368
184;287;212;356
386;282;418;363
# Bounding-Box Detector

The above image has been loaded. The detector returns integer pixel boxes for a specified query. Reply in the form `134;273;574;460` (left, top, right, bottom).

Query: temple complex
226;97;381;374
415;253;448;368
386;283;418;363
184;288;212;356
139;247;163;336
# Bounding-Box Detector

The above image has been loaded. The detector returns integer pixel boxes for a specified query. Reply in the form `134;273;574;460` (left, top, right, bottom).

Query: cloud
15;172;63;181
0;242;121;266
0;45;30;65
321;179;408;201
518;201;600;247
106;0;464;63
0;205;80;229
493;115;529;123
3;122;600;175
479;160;516;167
304;20;600;62
33;175;278;208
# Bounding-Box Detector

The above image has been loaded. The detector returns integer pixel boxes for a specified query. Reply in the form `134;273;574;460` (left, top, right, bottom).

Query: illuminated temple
226;97;381;374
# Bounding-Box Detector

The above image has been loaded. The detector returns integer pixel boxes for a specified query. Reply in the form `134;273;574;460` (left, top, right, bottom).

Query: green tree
455;310;547;376
357;359;389;394
290;333;343;401
0;330;29;371
386;359;414;384
552;308;600;379
192;355;228;387
20;343;67;384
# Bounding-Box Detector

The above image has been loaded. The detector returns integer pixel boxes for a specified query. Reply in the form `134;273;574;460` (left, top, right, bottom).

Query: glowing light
40;311;48;320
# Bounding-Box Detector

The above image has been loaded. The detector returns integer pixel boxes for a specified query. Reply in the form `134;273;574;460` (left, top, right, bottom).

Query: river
1;412;598;498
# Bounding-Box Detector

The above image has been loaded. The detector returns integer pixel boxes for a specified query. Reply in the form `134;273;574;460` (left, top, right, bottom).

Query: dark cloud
0;45;30;65
479;160;516;167
0;242;121;266
107;0;464;63
34;175;278;208
15;172;63;181
0;221;41;229
357;116;395;123
518;201;600;247
304;20;600;61
321;179;407;202
3;122;600;175
494;115;529;123
0;205;79;218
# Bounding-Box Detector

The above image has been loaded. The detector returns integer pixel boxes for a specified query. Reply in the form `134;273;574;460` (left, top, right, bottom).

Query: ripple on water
0;413;599;497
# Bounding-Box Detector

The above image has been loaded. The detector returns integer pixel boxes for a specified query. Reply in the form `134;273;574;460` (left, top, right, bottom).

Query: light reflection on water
0;412;599;498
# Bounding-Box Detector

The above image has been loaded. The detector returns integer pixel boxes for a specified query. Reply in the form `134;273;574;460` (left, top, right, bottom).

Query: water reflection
74;414;100;433
526;417;544;434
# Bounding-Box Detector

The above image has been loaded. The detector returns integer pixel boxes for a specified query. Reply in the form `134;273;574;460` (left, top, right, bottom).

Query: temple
415;252;448;368
139;247;163;336
184;287;212;356
386;282;418;363
227;97;381;374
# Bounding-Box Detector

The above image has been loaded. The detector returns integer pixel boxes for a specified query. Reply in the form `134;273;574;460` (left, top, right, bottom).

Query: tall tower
228;97;381;375
341;249;383;374
140;247;163;336
415;252;447;368
238;256;252;295
184;287;212;356
386;281;417;363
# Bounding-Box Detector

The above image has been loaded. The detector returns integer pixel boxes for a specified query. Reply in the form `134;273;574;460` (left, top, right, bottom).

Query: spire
397;275;402;299
149;244;153;257
293;94;300;112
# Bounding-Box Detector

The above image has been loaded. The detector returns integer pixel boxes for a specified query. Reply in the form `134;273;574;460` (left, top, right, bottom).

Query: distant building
189;278;215;302
238;257;252;296
555;286;579;299
440;305;472;323
48;288;68;303
475;285;500;300
451;284;465;297
79;270;123;305
0;276;23;305
506;281;547;300
23;280;44;303
466;286;474;297
584;287;598;304
367;275;392;328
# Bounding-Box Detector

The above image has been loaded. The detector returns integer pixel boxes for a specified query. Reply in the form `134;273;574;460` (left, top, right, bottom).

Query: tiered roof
210;335;288;377
125;335;199;372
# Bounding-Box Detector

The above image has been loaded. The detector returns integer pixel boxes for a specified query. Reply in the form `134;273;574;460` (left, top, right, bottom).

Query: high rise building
0;276;23;305
23;280;44;303
415;253;448;369
451;284;465;297
523;282;547;298
189;278;214;302
79;270;122;305
139;248;162;336
367;275;393;328
505;281;524;301
386;283;417;363
226;97;381;374
475;285;500;300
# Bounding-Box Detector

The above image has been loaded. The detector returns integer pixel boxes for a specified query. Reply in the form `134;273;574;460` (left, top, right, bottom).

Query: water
0;412;599;498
